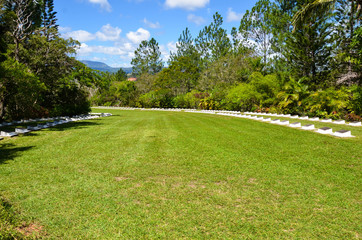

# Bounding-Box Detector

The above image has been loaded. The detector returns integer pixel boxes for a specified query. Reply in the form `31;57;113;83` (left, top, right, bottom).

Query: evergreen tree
286;13;333;89
131;38;163;76
169;27;200;66
41;0;58;41
195;12;231;68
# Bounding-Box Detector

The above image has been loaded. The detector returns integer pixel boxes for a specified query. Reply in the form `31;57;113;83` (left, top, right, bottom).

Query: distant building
127;77;137;81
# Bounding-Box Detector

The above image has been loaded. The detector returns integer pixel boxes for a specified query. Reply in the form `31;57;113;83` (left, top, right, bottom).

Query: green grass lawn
0;109;361;239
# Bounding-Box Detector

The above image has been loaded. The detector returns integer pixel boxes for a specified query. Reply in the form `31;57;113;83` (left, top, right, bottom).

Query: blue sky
55;0;259;68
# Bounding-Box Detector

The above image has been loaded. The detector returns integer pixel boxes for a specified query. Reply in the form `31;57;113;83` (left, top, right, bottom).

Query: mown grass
0;109;361;239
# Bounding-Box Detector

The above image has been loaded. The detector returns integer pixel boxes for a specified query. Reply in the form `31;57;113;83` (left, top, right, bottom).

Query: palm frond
292;0;335;31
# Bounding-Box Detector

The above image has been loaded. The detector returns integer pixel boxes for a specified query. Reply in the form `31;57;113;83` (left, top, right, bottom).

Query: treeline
94;0;361;120
0;0;97;121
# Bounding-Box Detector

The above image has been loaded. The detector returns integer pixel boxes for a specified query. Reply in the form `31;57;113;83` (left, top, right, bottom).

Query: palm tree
293;0;361;30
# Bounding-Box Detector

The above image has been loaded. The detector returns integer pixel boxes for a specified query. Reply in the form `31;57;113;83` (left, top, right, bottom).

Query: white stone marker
310;117;320;121
300;116;309;120
15;128;31;134
290;115;299;119
289;122;301;128
321;119;332;123
349;121;361;126
333;120;345;125
0;131;18;137
316;127;333;135
262;118;272;122
27;126;41;131
333;130;354;138
301;124;315;130
279;120;290;125
271;119;280;124
256;117;264;121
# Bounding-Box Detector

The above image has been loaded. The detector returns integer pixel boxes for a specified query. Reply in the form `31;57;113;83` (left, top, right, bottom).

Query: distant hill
80;60;132;74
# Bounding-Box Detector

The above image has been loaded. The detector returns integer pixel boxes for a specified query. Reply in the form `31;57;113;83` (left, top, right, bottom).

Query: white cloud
167;41;177;53
227;8;243;22
187;14;206;25
63;30;95;42
165;0;209;11
126;28;151;44
95;24;122;41
77;43;127;56
143;18;161;29
88;0;111;12
58;26;71;33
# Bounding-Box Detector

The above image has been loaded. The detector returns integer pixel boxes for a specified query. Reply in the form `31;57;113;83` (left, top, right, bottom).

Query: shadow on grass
0;143;34;165
47;120;101;131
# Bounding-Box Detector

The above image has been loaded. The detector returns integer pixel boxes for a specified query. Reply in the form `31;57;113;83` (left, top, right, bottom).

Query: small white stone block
256;117;264;121
310;117;320;121
332;120;345;125
349;121;361;126
321;119;332;123
289;122;301;128
276;114;284;117
300;116;309;120
333;130;354;138
262;118;271;122
0;131;18;137
271;119;280;124
301;124;315;130
282;114;291;117
316;127;333;135
27;126;40;131
290;115;299;119
278;120;290;125
15;128;31;134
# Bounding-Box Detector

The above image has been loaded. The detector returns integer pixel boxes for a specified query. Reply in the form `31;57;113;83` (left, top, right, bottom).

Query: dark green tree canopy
131;38;163;76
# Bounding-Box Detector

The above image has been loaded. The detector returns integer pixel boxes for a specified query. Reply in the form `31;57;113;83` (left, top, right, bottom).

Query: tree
286;12;333;89
115;68;127;82
239;0;277;71
5;0;41;61
169;27;200;65
155;56;200;95
195;12;231;68
131;38;163;76
293;0;362;84
40;0;58;41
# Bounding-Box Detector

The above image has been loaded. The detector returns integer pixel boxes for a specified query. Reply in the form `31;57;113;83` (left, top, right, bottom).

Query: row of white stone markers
0;113;112;140
94;107;361;138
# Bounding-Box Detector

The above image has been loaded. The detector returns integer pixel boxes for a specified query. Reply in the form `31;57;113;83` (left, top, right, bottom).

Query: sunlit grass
0;109;361;239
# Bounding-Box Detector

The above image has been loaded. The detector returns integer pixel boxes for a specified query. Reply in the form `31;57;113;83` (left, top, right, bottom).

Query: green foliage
138;89;173;108
195;12;231;68
156;56;200;95
225;72;279;111
306;87;350;119
131;38;163;76
0;56;44;120
277;77;310;114
348;85;362;115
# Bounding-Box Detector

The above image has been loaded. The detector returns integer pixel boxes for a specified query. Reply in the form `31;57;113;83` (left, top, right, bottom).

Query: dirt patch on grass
17;222;45;238
115;176;130;181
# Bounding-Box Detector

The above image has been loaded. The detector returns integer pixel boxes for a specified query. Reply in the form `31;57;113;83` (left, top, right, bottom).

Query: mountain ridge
80;60;132;74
